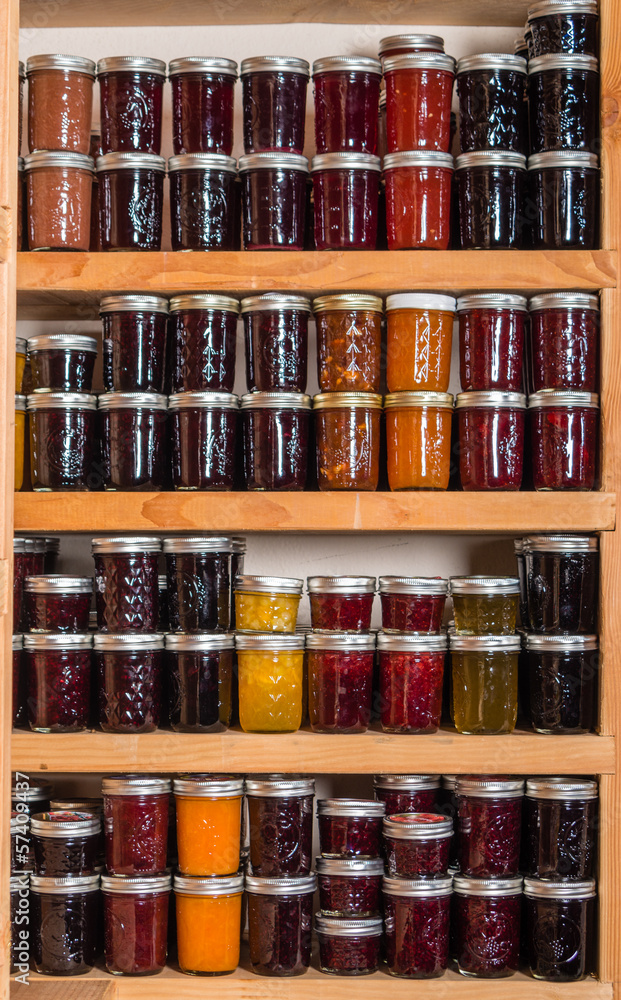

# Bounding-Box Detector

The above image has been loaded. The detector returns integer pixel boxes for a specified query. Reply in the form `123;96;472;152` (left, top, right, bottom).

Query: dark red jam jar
102;872;171;975
307;576;375;632
170;293;240;393
528;54;599;153
12;634;25;728
24;575;92;633
241;292;311;392
170;391;238;491
377;631;447;734
528;292;599;392
97;151;165;251
384;150;453;250
166;632;234;732
169;56;238;155
92;535;162;633
307;632;376;734
524;777;597;879
457;293;527;392
456;151;527;249
456;391;526;491
316;856;384;917
99;392;168;491
312;56;382;154
98;56;166;154
239;152;308;250
529;389;599;490
456;775;524;878
241;56;309;154
383;874;452;979
24;633;92;733
246;775;314;876
241;391;311;491
383;813;453;877
246;873;316;977
525;634;597;733
528;0;599;56
524;877;596;981
101;293;169;394
31;811;101;876
383;53;455;152
317;799;385;859
103;774;170;875
27;392;97;491
312;152;381;250
453;875;523;978
523;533;598;633
456;54;528;153
315;914;383;976
169;153;237;250
374;774;440;814
31;873;100;976
95;632;164;734
528;151;599;249
28;334;97;392
164;535;232;632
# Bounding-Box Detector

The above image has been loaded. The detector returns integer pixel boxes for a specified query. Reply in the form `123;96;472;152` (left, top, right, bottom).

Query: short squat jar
24;575;92;633
528;54;599;153
383;53;455;152
528;0;599;57
31;873;100;976
312;152;380;250
235;574;303;633
377;631;447;734
169;153;237;251
31;811;101;876
241;56;309;154
457;390;526;491
25;633;92;733
524;776;597;880
102;872;171;976
25;151;94;250
374;774;440;815
457;293;527;392
456;54;528;153
164;535;232;632
456;775;524;877
450;576;520;635
525;633;597;733
98;56;166;154
314;391;382;491
246;775;314;876
95;632;164;734
101;293;169;394
170;391;238;491
529;291;599;392
383;813;453;877
236;632;305;733
307;576;375;632
307;631;376;734
28;392;96;491
316;856;384;917
28;334;97;392
453;875;523;978
385;293;455;393
450;634;521;735
524;877;596;981
313;293;383;393
99;391;167;491
246;873;316;977
383;874;452;979
102;774;170;876
242;292;310;392
174;872;243;976
317;799;385;859
528;151;599;249
379;576;448;633
456;151;527;249
27;54;96;153
92;535;161;633
313;56;381;154
385;391;453;490
523;533;598;634
170;293;239;393
241;391;310;491
530;389;599;490
239;152;308;250
315;914;383;976
169;56;237;155
384;151;453;250
97;152;165;251
167;632;233;733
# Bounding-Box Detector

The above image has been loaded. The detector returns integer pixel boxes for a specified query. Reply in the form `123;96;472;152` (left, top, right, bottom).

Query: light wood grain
11;984;114;1000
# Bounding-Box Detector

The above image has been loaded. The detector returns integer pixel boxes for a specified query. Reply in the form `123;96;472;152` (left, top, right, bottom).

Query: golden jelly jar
234;575;303;633
173;774;244;877
385;391;453;490
235;632;305;733
450;576;520;635
174;873;243;975
450;634;520;735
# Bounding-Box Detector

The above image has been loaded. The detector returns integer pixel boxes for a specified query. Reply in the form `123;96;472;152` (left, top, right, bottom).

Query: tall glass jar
313;293;383;393
384;151;453;250
457;293;527;392
456;775;524;877
529;389;599;490
313;56;381;154
524;776;597;879
241;56;309;153
456;391;526;491
97;151;165;251
102;774;170;875
312;152;380;250
246;775;314;876
450;634;521;734
24;633;92;733
169;153;237;251
242;392;311;491
95;632;164;734
523;533;598;633
307;631;375;734
385;293;455;393
383;53;455;152
28;333;97;392
377;631;447;734
528;54;599;153
239;152;308;250
170;391;238;491
173;774;243;877
453;875;523;978
456;54;528;153
170;294;239;393
241;293;310;392
524;877;596;981
12;633;25;727
456;151;527;249
164;535;232;632
174;872;243;976
31;873;100;976
102;872;170;975
383;874;452;979
528;291;599;393
246;873;316;977
374;774;440;814
449;576;520;634
28;392;96;491
235;632;305;733
98;56;166;154
99;391;168;491
166;632;234;733
314;391;382;491
528;151;599;249
169;57;238;155
24;150;94;250
525;633;597;733
100;293;169;394
385;391;453;490
92;536;161;633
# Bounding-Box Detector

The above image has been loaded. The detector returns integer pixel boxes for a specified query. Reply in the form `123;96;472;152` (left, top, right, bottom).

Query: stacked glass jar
12;536;57;726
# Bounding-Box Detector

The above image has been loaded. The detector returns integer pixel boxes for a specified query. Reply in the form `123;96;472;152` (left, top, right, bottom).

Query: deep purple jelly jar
523;533;598;634
528;0;598;57
98;56;166;154
241;292;311;392
456;391;526;491
28;334;97;392
312;153;381;250
307;576;375;632
164;535;232;632
454;875;523;978
456;775;524;877
457;294;527;392
12;634;25;727
528;54;599;154
383;875;452;979
101;294;169;393
169;153;237;250
27;392;97;491
24;633;93;733
246;874;316;977
170;391;238;491
24;575;92;633
313;56;382;154
316;857;383;917
456;151;527;249
246;776;315;876
31;811;101;876
307;632;375;734
241;392;311;491
528;151;599;250
456;54;528;154
166;632;234;732
524;777;597;879
240;152;308;250
169;57;238;155
374;774;440;814
92;535;161;633
99;392;168;491
524;877;596;981
97;152;165;251
383;813;453;877
377;632;447;734
317;799;385;858
529;292;599;392
525;634;597;733
316;914;383;976
31;873;100;976
102;872;171;975
95;633;164;734
530;389;599;490
241;56;309;153
170;294;239;393
379;576;448;633
103;775;171;876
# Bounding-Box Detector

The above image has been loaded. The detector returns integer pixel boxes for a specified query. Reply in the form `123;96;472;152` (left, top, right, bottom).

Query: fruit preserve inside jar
307;632;375;734
377;632;447;734
529;293;599;392
526;633;597;734
523;535;598;634
313;294;383;393
383;875;452;979
451;635;520;735
524;877;596;981
246;776;314;877
315;914;382;976
379;577;448;633
246;874;316;977
307;576;375;631
314;392;382;491
374;775;440;815
456;776;524;877
102;873;170;975
529;390;599;491
317;799;385;858
456;391;526;491
523;777;597;880
453;875;522;978
316;856;384;917
241;392;310;492
457;294;527;392
102;775;170;875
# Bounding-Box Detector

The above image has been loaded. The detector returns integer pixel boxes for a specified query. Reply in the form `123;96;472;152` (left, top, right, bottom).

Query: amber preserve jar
313;294;383;393
27;54;96;154
314;392;382;491
25;151;94;250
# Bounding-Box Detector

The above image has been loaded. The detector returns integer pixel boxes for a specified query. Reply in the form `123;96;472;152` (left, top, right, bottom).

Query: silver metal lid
100;294;169;314
30;811;101;837
169;391;238;411
235;574;303;594
49;799;102;813
12;778;53;799
12;634;23;651
306;632;376;651
27;54;96;76
96;152;166;173
163;535;234;553
383;875;453;897
383;151;454;170
101;873;171;893
13;538;26;553
24;150;94;172
235;632;305;651
27;391;97;411
94;633;165;651
454;875;523;896
15;395;26;411
245;775;315;797
385;293;456;312
16;337;26;352
311;152;382;173
24;575;92;594
384;391;453;410
232;536;246;553
526;777;598;800
238;152;309;173
240;392;311;410
27;334;98;353
379;34;445;56
528;389;599;409
241;56;310;77
374;774;440;790
21;538;47;552
528;0;598;17
168;153;236;173
173;774;244;797
97;56;167;76
307;576;376;594
24;633;92;650
312;293;383;313
241;292;311;313
524;876;595;899
528;53;599;73
19;60;25;78
168;56;238;78
528;151;598;170
174;873;244;895
11;875;29;891
170;293;239;313
456;150;527;170
313;56;382;76
377;631;448;652
102;775;171;796
529;291;599;311
315;856;384;875
523;533;598;552
245;873;317;894
31;874;100;893
442;775;457;791
456;293;528;311
383;813;453;840
317;798;386;818
313;391;383;411
455;390;526;409
92;536;162;554
450;576;520;596
98;392;167;411
383;53;456;74
457;53;527;75
315;914;383;937
456;776;525;798
450;634;521;652
165;632;235;652
524;634;598;651
378;576;449;595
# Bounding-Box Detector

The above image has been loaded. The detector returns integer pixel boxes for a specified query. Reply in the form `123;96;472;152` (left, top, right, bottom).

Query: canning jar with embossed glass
27;54;96;154
31;873;100;976
102;872;170;975
175;872;244;976
97;152;165;251
316;913;383;976
524;776;597;880
457;293;527;392
246;776;314;876
313;56;381;154
377;631;447;734
28;334;97;393
529;151;599;249
24;633;92;733
98;56;166;153
242;292;311;392
102;775;170;875
15;395;25;491
530;389;599;491
28;392;96;491
16;337;26;392
170;391;238;491
25;150;95;250
314;391;382;491
312;152;381;250
307;576;375;632
525;634;597;733
374;774;440;814
241;56;309;153
317;856;383;917
235;575;303;633
385;294;455;393
174;774;243;877
31;811;101;877
169;153;237;250
307;631;375;734
236;632;305;733
383;874;452;979
164;535;231;632
95;632;164;734
451;635;521;734
456;151;527;248
166;632;233;733
24;575;92;633
384;150;453;250
313;293;383;393
100;294;169;393
239;152;308;250
241;392;311;491
450;576;520;635
385;391;453;491
524;877;596;981
529;292;599;393
528;0;598;56
317;799;385;859
456;776;524;877
383;53;455;152
99;392;167;491
528;54;599;153
170;57;238;155
170;294;239;393
457;54;528;153
524;533;598;633
453;875;522;978
456;391;526;491
246;873;316;977
384;813;453;877
379;577;448;634
92;535;161;633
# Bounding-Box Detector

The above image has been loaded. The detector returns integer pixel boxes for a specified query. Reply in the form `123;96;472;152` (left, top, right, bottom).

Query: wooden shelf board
11;727;615;774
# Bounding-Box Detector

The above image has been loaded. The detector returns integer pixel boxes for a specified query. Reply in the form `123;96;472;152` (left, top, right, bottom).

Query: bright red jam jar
307;631;376;734
169;57;238;155
456;391;526;491
383;813;453;877
457;293;528;392
312;56;382;154
529;389;599;490
377;631;447;734
384;151;453;250
383;874;452;979
102;775;170;876
528;292;599;392
374;774;440;814
312;153;381;250
379;576;448;633
317;799;385;859
383;53;455;152
307;576;375;632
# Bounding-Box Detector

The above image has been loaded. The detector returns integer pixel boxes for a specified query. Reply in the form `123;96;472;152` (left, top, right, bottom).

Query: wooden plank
0;207;9;265
11;984;114;1000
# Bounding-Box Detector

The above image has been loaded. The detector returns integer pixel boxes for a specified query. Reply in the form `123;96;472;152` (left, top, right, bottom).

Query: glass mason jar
529;389;599;490
384;151;453;250
164;535;232;632
383;813;453;877
307;631;375;734
24;574;92;633
523;777;597;879
170;293;239;393
383;874;452;979
241;55;309;153
27;54;96;154
28;334;97;393
173;774;243;877
456;150;527;248
230;537;246;628
528;54;599;153
102;872;170;975
166;632;234;733
246;873;316;977
242;392;311;491
312;152;381;250
450;634;521;734
528;151;599;249
170;390;238;491
379;577;448;633
456;390;526;491
315;914;383;976
31;811;100;877
14;395;25;491
456;775;524;877
456;54;528;153
453;875;523;978
169;56;238;155
246;775;314;876
97;151;165;250
313;56;381;155
239;152;308;250
17;157;25;250
24;151;94;250
385;293;455;393
514;538;529;626
102;774;170;875
317;799;385;858
528;0;599;56
457;293;527;392
28;392;96;491
92;535;162;632
307;576;375;632
31;873;100;976
450;576;520;635
169;153;237;251
95;632;164;734
98;56;166;154
234;575;303;633
380;34;445;59
13;537;27;632
317;856;384;917
235;632;305;733
174;872;243;976
383;53;455;152
524;877;596;981
18;58;25;148
524;533;598;633
525;633;597;733
314;391;382;491
313;293;383;393
100;293;169;393
377;631;447;734
374;773;440;814
241;292;310;393
529;291;599;392
99;391;167;491
24;633;92;733
385;391;453;490
12;633;25;727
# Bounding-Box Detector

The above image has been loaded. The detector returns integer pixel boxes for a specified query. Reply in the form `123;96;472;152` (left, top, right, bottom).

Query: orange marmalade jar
174;774;243;877
313;293;383;392
385;391;453;490
314;391;382;491
174;872;243;976
386;293;455;393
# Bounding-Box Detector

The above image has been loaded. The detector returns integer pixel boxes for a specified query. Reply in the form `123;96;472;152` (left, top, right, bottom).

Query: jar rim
24;151;95;173
31;874;100;893
165;632;235;651
173;774;244;797
306;631;376;651
385;292;456;313
383;151;454;170
245;874;317;895
455;390;526;409
378;575;449;595
457;53;527;74
96;152;166;173
12;634;23;650
524;634;598;651
383;812;454;839
235;574;303;594
100;294;170;314
238;152;309;173
314;913;383;937
27;391;97;411
27;334;98;353
307;576;376;594
317;798;386;817
30;811;101;837
379;34;445;56
245;775;315;797
450;634;522;651
315;856;385;875
384;391;453;410
97;55;167;76
101;873;172;892
528;0;598;16
312;293;383;313
170;293;239;313
373;774;440;790
240;392;311;410
169;391;239;410
241;292;311;313
382;52;456;73
92;536;162;554
528;389;599;409
163;535;235;553
456;293;528;311
24;575;92;594
313;391;383;410
523;533;598;552
311;152;382;173
24;633;93;649
454;875;523;895
168;153;237;173
377;631;448;651
168;56;238;77
240;55;310;77
449;575;520;595
173;873;244;895
382;874;453;897
456;150;527;170
528;53;599;73
529;291;599;311
102;775;171;795
98;391;168;411
312;55;382;75
524;876;596;898
94;633;165;650
235;632;305;651
26;53;96;76
526;776;598;800
528;151;598;170
456;775;525;797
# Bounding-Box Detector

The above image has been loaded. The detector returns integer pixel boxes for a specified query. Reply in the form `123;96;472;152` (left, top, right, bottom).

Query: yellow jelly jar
450;633;520;735
174;873;243;976
234;575;303;633
449;576;520;635
16;339;27;393
235;632;305;733
15;395;26;490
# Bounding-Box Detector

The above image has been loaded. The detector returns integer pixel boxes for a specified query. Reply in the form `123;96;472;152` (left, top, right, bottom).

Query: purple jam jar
27;392;97;491
312;152;381;250
315;914;383;976
241;292;311;392
24;633;93;733
239;152;308;250
528;54;599;154
377;631;447;734
166;632;234;732
529;389;599;490
31;811;101;877
317;856;384;917
101;294;169;394
98;56;166;154
241;391;311;491
169;56;237;155
525;634;598;734
307;632;375;734
170;294;240;393
528;151;599;250
456;151;527;249
313;56;382;154
164;535;232;632
28;334;97;392
103;775;170;876
456;293;527;392
95;632;164;734
374;774;440;815
383;875;452;979
524;876;596;981
241;56;309;153
31;873;100;976
453;875;523;978
246;873;316;977
307;576;375;632
92;535;161;633
23;575;92;633
12;634;25;728
524;777;597;880
456;54;528;154
169;153;237;250
379;577;448;633
527;0;598;57
317;799;385;859
97;152;165;251
99;392;168;491
102;872;171;975
170;391;238;491
246;775;315;876
523;533;598;635
456;775;524;877
456;390;526;491
383;813;453;877
528;292;599;393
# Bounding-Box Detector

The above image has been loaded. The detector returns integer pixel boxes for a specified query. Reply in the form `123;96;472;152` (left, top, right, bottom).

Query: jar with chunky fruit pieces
316;914;382;975
529;151;599;249
453;875;522;978
528;292;599;392
374;774;440;814
242;392;310;491
28;334;97;392
312;152;380;250
98;56;165;154
241;56;309;153
25;633;92;732
456;391;526;491
456;151;527;249
457;54;528;153
239;152;308;250
384;53;455;151
383;875;452;978
174;872;243;975
525;633;597;733
169;153;237;250
307;631;375;734
313;56;381;154
528;0;598;56
167;632;234;733
384;151;453;249
170;294;239;393
170;391;238;491
27;54;96;153
235;575;302;633
31;873;100;976
92;536;161;633
165;535;232;633
95;633;163;734
24;575;92;633
528;54;599;153
456;776;524;877
524;777;597;879
174;774;243;877
314;391;382;491
450;576;520;635
242;293;311;392
317;857;384;917
450;634;520;734
377;631;446;734
101;294;169;394
170;57;237;155
385;293;455;393
102;775;170;876
102;872;170;976
384;813;453;877
28;392;96;491
31;811;100;877
313;293;383;393
379;577;448;633
524;877;595;981
529;389;598;490
246;873;316;977
246;776;314;876
457;293;527;392
385;391;453;490
317;799;385;859
97;152;165;251
235;632;304;733
307;576;375;632
25;151;94;250
99;392;167;491
524;533;598;633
